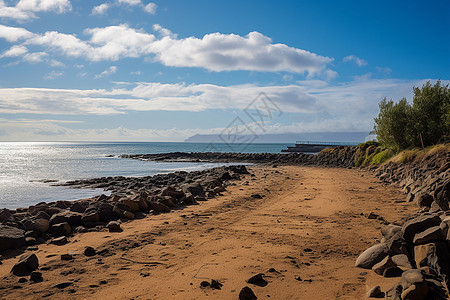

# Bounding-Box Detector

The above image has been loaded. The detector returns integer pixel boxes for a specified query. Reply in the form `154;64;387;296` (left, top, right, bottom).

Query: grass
388;143;449;164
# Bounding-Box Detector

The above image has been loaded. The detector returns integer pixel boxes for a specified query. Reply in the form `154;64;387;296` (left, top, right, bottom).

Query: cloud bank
0;24;333;75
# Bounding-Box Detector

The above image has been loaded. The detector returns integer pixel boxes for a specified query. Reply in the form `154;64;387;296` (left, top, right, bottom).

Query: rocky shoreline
0;165;250;254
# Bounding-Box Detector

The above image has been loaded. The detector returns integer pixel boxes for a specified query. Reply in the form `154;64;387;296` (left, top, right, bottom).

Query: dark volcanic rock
247;273;268;287
51;222;71;236
402;215;442;244
107;221;122;232
0;225;26;251
84;246;96;257
11;253;39;276
30;271;43;283
239;286;257;300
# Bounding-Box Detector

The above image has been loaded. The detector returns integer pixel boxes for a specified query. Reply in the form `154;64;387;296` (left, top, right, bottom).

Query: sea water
0;142;290;209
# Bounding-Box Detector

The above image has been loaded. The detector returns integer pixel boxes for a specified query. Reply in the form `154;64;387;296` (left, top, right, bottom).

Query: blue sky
0;0;448;141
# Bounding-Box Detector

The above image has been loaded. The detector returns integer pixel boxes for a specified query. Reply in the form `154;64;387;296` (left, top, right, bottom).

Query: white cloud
0;24;34;42
343;55;368;66
376;66;392;75
0;45;28;58
143;2;156;14
1;24;333;75
45;70;63;79
92;3;109;15
130;70;141;75
0;3;36;21
16;0;72;13
152;24;176;38
22;51;48;63
95;66;117;78
49;59;64;67
117;0;141;5
0;0;71;21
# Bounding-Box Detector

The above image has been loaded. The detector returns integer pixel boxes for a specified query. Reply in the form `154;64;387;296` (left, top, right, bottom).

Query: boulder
69;202;86;213
414;243;450;278
30;271;43;283
402;215;441;244
400;282;429;300
107;221;122;232
35;211;50;220
239;286;257;300
372;256;396;275
119;198;140;212
51;222;71;236
0;225;26;251
355;243;390;269
434;179;449;211
415;192;434;208
81;211;100;224
96;203;114;221
366;285;384;298
413;226;445;245
33;219;49;233
149;201;171;213
51;236;68;245
11;253;39;276
391;254;413;271
84;246;96;256
49;211;82;227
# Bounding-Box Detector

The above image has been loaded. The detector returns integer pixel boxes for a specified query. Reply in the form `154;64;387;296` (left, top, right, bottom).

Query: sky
0;0;449;142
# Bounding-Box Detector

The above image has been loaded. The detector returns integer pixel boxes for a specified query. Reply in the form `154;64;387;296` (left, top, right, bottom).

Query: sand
0;165;417;299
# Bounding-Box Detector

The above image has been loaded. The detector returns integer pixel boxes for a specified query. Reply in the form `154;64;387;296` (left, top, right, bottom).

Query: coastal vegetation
374;80;449;152
353;80;449;167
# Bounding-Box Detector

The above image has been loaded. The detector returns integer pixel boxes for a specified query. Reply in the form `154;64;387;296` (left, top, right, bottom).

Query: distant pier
281;141;357;154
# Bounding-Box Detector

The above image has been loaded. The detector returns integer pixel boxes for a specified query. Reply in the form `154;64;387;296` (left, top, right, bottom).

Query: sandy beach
0;165;417;299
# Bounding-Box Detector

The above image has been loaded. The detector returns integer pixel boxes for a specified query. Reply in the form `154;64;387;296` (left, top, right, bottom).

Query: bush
370;149;394;165
374;80;450;152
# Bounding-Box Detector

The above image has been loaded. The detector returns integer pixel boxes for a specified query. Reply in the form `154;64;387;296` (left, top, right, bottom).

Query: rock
54;282;73;289
35;211;50;220
33;219;50;233
30;271;43;283
402;215;442;244
18;277;28;283
366;285;384;298
414;243;450;277
247;273;267;287
119;198;140;212
107;221;122;232
439;216;450;237
81;211;100;224
251;194;262;199
391;254;413;270
51;222;71;236
149;201;171;214
368;212;379;219
84;246;96;256
50;236;68;245
415;192;434;208
239;286;257;300
383;267;403;277
200;281;209;287
385;284;402;300
0;225;26;251
61;254;73;261
372;256;395;275
434;179;449;211
25;237;36;246
69;202;86;213
113;204;135;219
49;211;82;227
355;243;390;269
413;226;445;245
210;279;222;290
400;282;429;300
96;203;114;222
400;269;424;290
11;253;39;276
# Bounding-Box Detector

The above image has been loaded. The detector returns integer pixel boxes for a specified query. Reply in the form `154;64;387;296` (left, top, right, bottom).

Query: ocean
0;142;291;209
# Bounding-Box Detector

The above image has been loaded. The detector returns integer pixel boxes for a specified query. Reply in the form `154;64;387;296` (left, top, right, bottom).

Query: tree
374;80;449;152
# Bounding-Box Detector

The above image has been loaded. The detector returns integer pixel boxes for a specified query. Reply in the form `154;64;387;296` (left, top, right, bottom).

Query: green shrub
374;80;450;152
371;149;394;165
